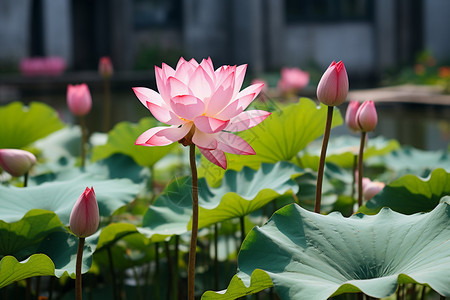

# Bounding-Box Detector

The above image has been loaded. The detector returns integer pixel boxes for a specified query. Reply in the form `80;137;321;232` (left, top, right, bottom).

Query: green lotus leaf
38;230;99;278
0;101;65;149
366;146;450;175
0;209;65;259
91;118;177;167
193;162;302;229
199;98;343;186
205;201;450;299
141;162;301;240
0;174;140;224
0;254;55;288
299;135;400;170
361;168;450;215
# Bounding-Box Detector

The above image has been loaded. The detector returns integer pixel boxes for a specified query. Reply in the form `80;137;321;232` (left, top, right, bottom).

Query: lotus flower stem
103;78;111;132
174;235;180;300
79;116;87;169
357;132;367;208
315;106;334;213
154;243;160;299
75;237;85;300
107;247;119;300
188;144;199;300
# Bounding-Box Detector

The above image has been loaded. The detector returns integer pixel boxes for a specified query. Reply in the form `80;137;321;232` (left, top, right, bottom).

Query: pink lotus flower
69;187;99;238
345;101;360;132
133;57;271;169
0;149;36;177
356;100;377;132
277;67;309;93
316;61;348;106
67;84;92;117
99;56;114;78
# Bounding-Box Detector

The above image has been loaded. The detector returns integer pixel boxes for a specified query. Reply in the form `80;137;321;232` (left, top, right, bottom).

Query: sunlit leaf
199;98;343;186
0;101;65;149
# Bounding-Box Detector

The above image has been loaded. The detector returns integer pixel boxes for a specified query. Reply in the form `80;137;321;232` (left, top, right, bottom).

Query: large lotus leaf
198;98;343;186
0;254;55;288
361;168;450;215
0;209;65;259
299;135;400;170
204;201;450;299
91;118;177;167
0;101;65;149
0;174;140;224
193;162;302;229
366;146;450;175
38;230;99;278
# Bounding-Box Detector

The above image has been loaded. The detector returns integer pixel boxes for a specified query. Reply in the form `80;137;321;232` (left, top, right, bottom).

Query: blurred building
1;0;450;79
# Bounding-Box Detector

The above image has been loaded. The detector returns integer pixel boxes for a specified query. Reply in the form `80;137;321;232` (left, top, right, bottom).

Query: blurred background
0;0;449;149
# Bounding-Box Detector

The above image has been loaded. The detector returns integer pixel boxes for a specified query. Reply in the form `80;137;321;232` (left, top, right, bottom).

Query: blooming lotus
133;57;271;169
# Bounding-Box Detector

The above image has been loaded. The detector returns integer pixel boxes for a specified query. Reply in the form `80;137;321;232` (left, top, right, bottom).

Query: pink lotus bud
345;101;360;132
316;61;349;106
69;187;99;238
356;100;377;132
277;67;310;93
98;56;114;78
0;149;36;177
363;180;385;201
67;84;92;116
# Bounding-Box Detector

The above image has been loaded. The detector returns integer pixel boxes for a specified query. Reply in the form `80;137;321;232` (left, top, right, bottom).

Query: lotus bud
356;100;377;132
0;149;36;177
67;84;92;116
69;187;99;238
316;61;349;106
98;56;114;79
345;101;361;132
278;67;310;93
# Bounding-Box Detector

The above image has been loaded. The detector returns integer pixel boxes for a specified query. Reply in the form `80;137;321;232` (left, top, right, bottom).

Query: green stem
154;243;160;299
75;237;85;300
79;116;87;169
174;235;179;300
357;132;367;208
25;278;31;300
351;154;357;203
103;78;111;132
188;144;199;300
315;106;334;213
